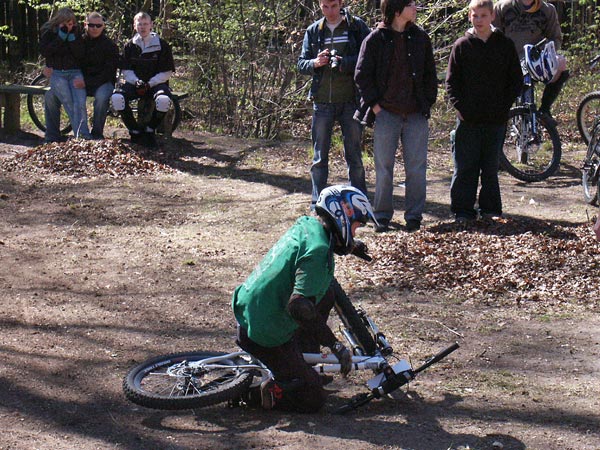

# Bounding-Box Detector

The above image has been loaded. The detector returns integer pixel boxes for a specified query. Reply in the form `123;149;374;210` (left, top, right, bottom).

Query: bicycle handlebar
335;342;460;414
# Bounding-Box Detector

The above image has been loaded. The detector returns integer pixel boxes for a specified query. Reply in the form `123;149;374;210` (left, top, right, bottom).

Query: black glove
351;240;372;262
60;25;69;34
135;80;149;96
331;341;352;377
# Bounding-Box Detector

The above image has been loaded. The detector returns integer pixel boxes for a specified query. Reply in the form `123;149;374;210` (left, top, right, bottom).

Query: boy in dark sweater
445;0;522;222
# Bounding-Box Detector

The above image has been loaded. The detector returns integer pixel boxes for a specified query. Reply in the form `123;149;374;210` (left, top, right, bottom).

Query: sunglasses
86;23;104;28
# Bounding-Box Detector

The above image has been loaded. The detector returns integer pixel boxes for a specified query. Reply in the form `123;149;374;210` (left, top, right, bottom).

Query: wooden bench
0;83;188;135
0;84;48;134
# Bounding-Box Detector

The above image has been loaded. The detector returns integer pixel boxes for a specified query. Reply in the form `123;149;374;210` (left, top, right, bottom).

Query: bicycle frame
181;351;402;386
514;71;542;150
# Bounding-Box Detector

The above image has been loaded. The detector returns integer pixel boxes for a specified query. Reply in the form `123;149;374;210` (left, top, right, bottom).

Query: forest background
1;0;600;140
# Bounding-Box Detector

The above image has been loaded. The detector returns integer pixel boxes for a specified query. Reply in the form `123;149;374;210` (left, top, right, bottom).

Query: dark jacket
40;26;85;70
82;32;119;95
446;28;523;125
122;33;175;83
354;23;438;126
297;9;371;101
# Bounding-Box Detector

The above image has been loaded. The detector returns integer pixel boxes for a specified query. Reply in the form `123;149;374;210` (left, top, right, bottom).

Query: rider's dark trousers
236;326;328;413
450;120;506;219
119;82;171;132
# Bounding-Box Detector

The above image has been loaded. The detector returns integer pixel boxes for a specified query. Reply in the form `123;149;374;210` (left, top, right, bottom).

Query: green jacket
232;216;334;347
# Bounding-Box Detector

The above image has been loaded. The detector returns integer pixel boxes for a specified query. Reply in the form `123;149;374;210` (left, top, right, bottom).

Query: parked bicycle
500;39;562;182
576;54;600;145
123;278;459;414
581;118;600;205
26;73;183;136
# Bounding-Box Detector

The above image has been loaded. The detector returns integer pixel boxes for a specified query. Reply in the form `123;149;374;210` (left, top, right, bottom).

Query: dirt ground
1;123;599;450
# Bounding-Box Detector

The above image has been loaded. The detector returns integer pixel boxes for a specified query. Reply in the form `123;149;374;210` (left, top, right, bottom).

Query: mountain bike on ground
500;39;561;182
576;54;600;145
123;278;460;414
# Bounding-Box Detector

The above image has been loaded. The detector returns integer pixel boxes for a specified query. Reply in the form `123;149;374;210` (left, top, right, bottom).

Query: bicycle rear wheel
123;351;254;410
582;121;600;205
576;91;600;145
500;107;561;182
331;279;378;356
26;73;72;134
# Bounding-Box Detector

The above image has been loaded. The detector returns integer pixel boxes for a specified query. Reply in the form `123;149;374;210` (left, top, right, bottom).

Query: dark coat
354;23;438;126
39;25;85;70
122;34;175;83
446;29;523;125
82;32;119;95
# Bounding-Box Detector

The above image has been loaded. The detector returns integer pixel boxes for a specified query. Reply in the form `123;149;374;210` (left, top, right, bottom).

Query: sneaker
480;212;502;221
538;110;557;128
260;379;282;410
130;132;143;145
455;216;474;225
143;132;158;149
374;218;390;233
405;219;421;232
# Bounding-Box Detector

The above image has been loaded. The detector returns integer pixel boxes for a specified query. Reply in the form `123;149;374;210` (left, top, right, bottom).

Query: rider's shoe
129;131;143;145
260;379;281;410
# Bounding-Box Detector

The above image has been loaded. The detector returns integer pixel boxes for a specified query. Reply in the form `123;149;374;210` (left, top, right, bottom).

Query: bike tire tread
123;350;253;410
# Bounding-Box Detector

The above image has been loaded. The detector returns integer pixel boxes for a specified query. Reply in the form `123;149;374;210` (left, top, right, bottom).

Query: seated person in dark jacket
44;12;119;140
110;11;175;148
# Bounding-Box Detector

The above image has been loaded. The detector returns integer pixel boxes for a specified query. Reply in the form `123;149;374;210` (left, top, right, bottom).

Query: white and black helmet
524;41;558;84
315;185;378;255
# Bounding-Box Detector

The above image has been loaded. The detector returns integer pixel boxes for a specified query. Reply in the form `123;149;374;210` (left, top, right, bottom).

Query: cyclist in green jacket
232;185;378;412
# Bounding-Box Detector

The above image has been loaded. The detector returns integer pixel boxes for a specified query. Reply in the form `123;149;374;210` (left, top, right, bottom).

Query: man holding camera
110;11;175;148
297;0;371;209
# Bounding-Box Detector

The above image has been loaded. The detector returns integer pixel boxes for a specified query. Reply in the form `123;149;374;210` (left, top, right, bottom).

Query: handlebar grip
413;342;460;375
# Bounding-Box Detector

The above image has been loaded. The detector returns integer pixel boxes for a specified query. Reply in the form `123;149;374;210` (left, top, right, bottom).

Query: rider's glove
351;239;372;262
135;79;149;96
331;341;352;377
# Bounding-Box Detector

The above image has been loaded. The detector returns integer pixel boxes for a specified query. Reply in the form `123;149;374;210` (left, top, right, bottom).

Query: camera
329;49;340;69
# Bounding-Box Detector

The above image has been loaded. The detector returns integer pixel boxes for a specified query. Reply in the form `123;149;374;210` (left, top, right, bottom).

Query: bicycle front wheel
26;73;72;134
123;351;254;410
500;107;561;182
582;121;600;205
576;91;600;145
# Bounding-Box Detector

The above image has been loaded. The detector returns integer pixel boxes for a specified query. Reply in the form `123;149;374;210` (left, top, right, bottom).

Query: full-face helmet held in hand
315;185;378;255
524;40;558;84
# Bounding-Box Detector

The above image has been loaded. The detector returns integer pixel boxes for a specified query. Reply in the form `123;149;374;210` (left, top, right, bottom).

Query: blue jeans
373;109;429;223
310;102;366;206
90;82;114;138
45;81;113;141
46;70;90;140
450;121;506;219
